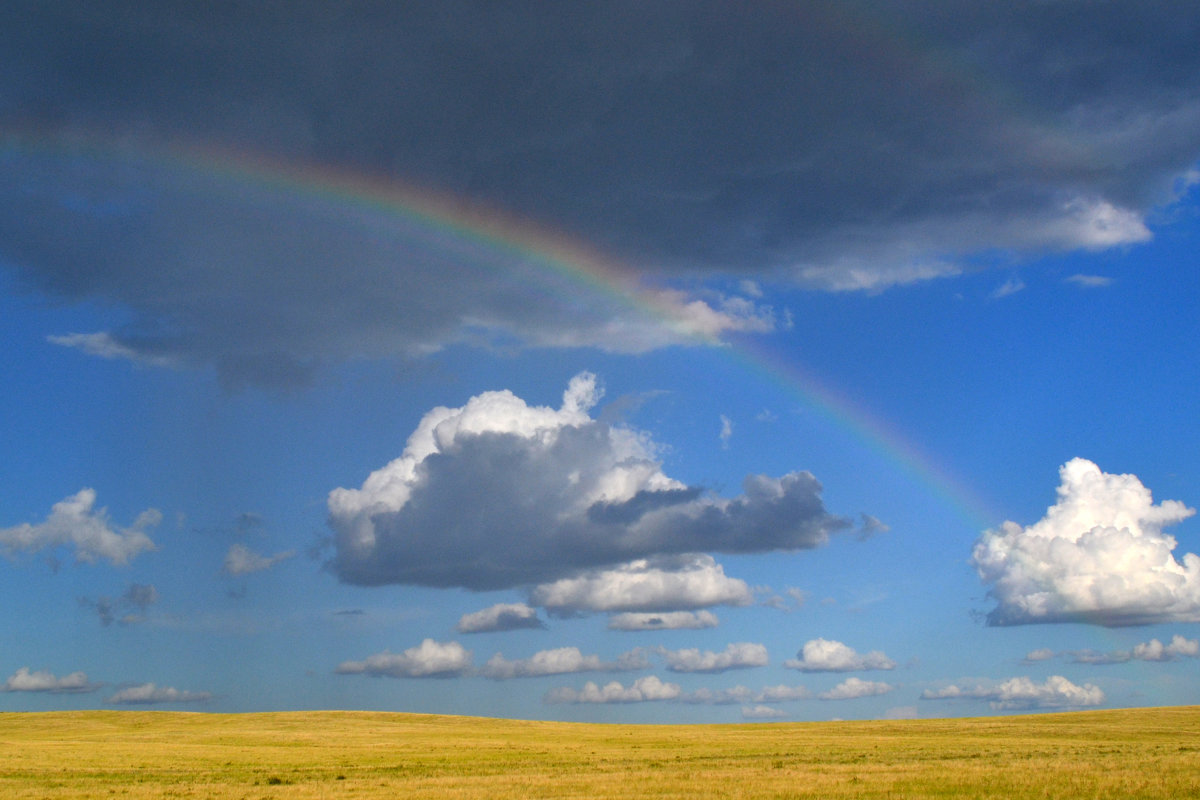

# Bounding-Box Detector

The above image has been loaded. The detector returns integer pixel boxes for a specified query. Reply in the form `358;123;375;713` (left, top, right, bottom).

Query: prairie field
0;706;1196;799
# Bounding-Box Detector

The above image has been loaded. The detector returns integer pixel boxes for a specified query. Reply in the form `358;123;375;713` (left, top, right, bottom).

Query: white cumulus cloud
456;603;544;634
818;678;895;700
107;683;212;705
922;675;1104;710
658;642;768;673
479;647;649;680
544;675;681;704
972;458;1199;626
1067;634;1200;665
2;667;99;694
0;489;159;566
335;639;472;678
328;373;849;591
530;555;753;614
607;610;719;631
784;638;896;672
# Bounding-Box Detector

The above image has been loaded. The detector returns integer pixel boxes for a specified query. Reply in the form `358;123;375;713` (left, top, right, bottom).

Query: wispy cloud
606;610;719;631
223;543;295;576
0;489;159;566
1064;274;1114;288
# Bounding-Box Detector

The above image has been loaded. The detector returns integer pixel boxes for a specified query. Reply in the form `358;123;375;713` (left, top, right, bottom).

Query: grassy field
0;706;1196;798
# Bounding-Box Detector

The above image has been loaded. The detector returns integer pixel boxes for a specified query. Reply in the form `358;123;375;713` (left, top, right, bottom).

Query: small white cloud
222;543;295;576
0;489;159;566
1068;634;1200;665
719;414;733;447
818;677;894;700
531;555;754;614
1053;197;1151;250
742;704;787;719
335;639;472;678
607;610;719;631
921;675;1103;710
1024;648;1057;663
2;667;100;694
990;275;1026;299
658;642;768;673
544;675;681;704
784;638;896;672
456;602;544;633
1064;274;1113;288
479;647;648;680
972;458;1199;626
107;683;211;705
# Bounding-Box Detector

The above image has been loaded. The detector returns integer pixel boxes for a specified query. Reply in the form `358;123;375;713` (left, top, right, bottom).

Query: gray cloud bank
2;3;1199;385
328;374;849;593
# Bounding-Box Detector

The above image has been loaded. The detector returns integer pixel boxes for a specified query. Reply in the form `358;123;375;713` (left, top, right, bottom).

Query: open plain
1;706;1197;799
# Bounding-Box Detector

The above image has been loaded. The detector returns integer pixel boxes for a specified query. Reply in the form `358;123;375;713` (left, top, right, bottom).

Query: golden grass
0;706;1197;798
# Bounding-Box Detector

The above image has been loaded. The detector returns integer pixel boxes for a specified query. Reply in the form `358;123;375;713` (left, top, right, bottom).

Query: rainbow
4;130;1001;530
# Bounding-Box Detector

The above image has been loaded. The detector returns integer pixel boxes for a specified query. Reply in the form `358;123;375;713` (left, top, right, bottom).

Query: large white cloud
972;459;1199;626
328;374;849;592
335;639;473;679
922;675;1104;710
479;647;649;680
7;5;1200;386
784;639;896;672
456;603;544;634
0;489;159;566
1;667;99;694
107;683;211;705
658;643;769;674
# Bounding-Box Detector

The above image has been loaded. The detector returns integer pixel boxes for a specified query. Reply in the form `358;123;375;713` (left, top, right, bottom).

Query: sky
1;1;1199;723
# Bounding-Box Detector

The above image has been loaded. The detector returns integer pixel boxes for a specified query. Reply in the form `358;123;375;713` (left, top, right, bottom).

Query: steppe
1;706;1197;798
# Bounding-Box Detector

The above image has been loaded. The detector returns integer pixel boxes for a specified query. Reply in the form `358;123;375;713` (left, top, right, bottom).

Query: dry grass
1;706;1197;798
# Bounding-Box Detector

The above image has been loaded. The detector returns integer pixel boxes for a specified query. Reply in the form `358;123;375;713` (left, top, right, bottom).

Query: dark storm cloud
2;2;1199;383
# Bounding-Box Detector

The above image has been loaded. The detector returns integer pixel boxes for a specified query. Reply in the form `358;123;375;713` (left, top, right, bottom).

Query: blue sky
1;2;1199;722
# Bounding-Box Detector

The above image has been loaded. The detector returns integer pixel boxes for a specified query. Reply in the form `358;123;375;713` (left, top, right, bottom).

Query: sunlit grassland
0;706;1196;798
